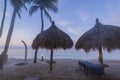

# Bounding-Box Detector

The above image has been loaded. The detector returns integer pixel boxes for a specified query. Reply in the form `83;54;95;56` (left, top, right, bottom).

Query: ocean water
0;48;120;60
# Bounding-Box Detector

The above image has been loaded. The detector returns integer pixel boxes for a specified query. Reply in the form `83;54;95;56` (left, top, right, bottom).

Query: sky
0;0;120;49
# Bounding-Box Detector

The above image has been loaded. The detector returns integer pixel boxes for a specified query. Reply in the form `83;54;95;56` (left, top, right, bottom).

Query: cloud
67;27;80;36
77;10;90;22
57;20;71;27
54;19;72;27
103;12;120;26
58;0;66;6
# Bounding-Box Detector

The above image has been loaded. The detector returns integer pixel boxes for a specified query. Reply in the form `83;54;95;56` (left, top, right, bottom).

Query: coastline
0;58;120;80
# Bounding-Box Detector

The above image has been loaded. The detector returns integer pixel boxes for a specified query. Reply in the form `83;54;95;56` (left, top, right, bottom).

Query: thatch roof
32;34;40;49
32;21;73;49
75;19;120;52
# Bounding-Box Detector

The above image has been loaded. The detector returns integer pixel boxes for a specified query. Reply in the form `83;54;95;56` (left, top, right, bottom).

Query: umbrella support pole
34;48;38;63
98;47;103;64
50;49;53;71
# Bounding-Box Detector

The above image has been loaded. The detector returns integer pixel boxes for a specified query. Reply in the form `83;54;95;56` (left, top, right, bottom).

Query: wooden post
50;49;53;71
1;52;8;63
98;47;103;64
41;54;44;61
21;40;27;64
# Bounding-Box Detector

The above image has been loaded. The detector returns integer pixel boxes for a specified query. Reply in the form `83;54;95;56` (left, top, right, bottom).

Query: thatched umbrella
32;21;73;71
75;19;120;64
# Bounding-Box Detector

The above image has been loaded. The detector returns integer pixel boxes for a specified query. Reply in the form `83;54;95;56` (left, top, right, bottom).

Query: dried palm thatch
32;34;40;49
32;21;73;71
75;19;120;64
32;22;73;49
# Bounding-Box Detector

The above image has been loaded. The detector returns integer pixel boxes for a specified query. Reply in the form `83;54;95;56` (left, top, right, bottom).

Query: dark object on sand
78;60;104;77
15;62;28;66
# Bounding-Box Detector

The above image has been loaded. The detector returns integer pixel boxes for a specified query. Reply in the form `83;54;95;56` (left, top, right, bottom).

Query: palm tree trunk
34;48;38;63
50;49;53;71
0;0;7;38
33;8;44;63
40;8;44;33
2;8;17;62
98;47;103;64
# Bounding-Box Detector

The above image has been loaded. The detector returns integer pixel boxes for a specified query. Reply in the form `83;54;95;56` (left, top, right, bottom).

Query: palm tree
2;0;29;63
30;0;58;32
29;0;58;63
0;0;7;38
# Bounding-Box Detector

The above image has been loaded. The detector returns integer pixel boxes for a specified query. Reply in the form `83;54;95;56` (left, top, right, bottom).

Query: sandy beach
0;58;120;80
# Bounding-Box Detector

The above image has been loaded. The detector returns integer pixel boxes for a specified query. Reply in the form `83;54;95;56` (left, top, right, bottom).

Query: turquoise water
0;48;120;60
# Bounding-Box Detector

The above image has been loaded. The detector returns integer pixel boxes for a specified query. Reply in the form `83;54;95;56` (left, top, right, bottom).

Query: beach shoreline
0;58;120;80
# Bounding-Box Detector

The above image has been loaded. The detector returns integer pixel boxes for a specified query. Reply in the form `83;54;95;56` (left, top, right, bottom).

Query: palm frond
22;0;31;4
10;0;28;18
17;11;21;19
44;0;58;13
29;5;39;16
31;0;58;13
51;0;58;4
22;3;28;11
46;4;58;13
44;9;52;23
